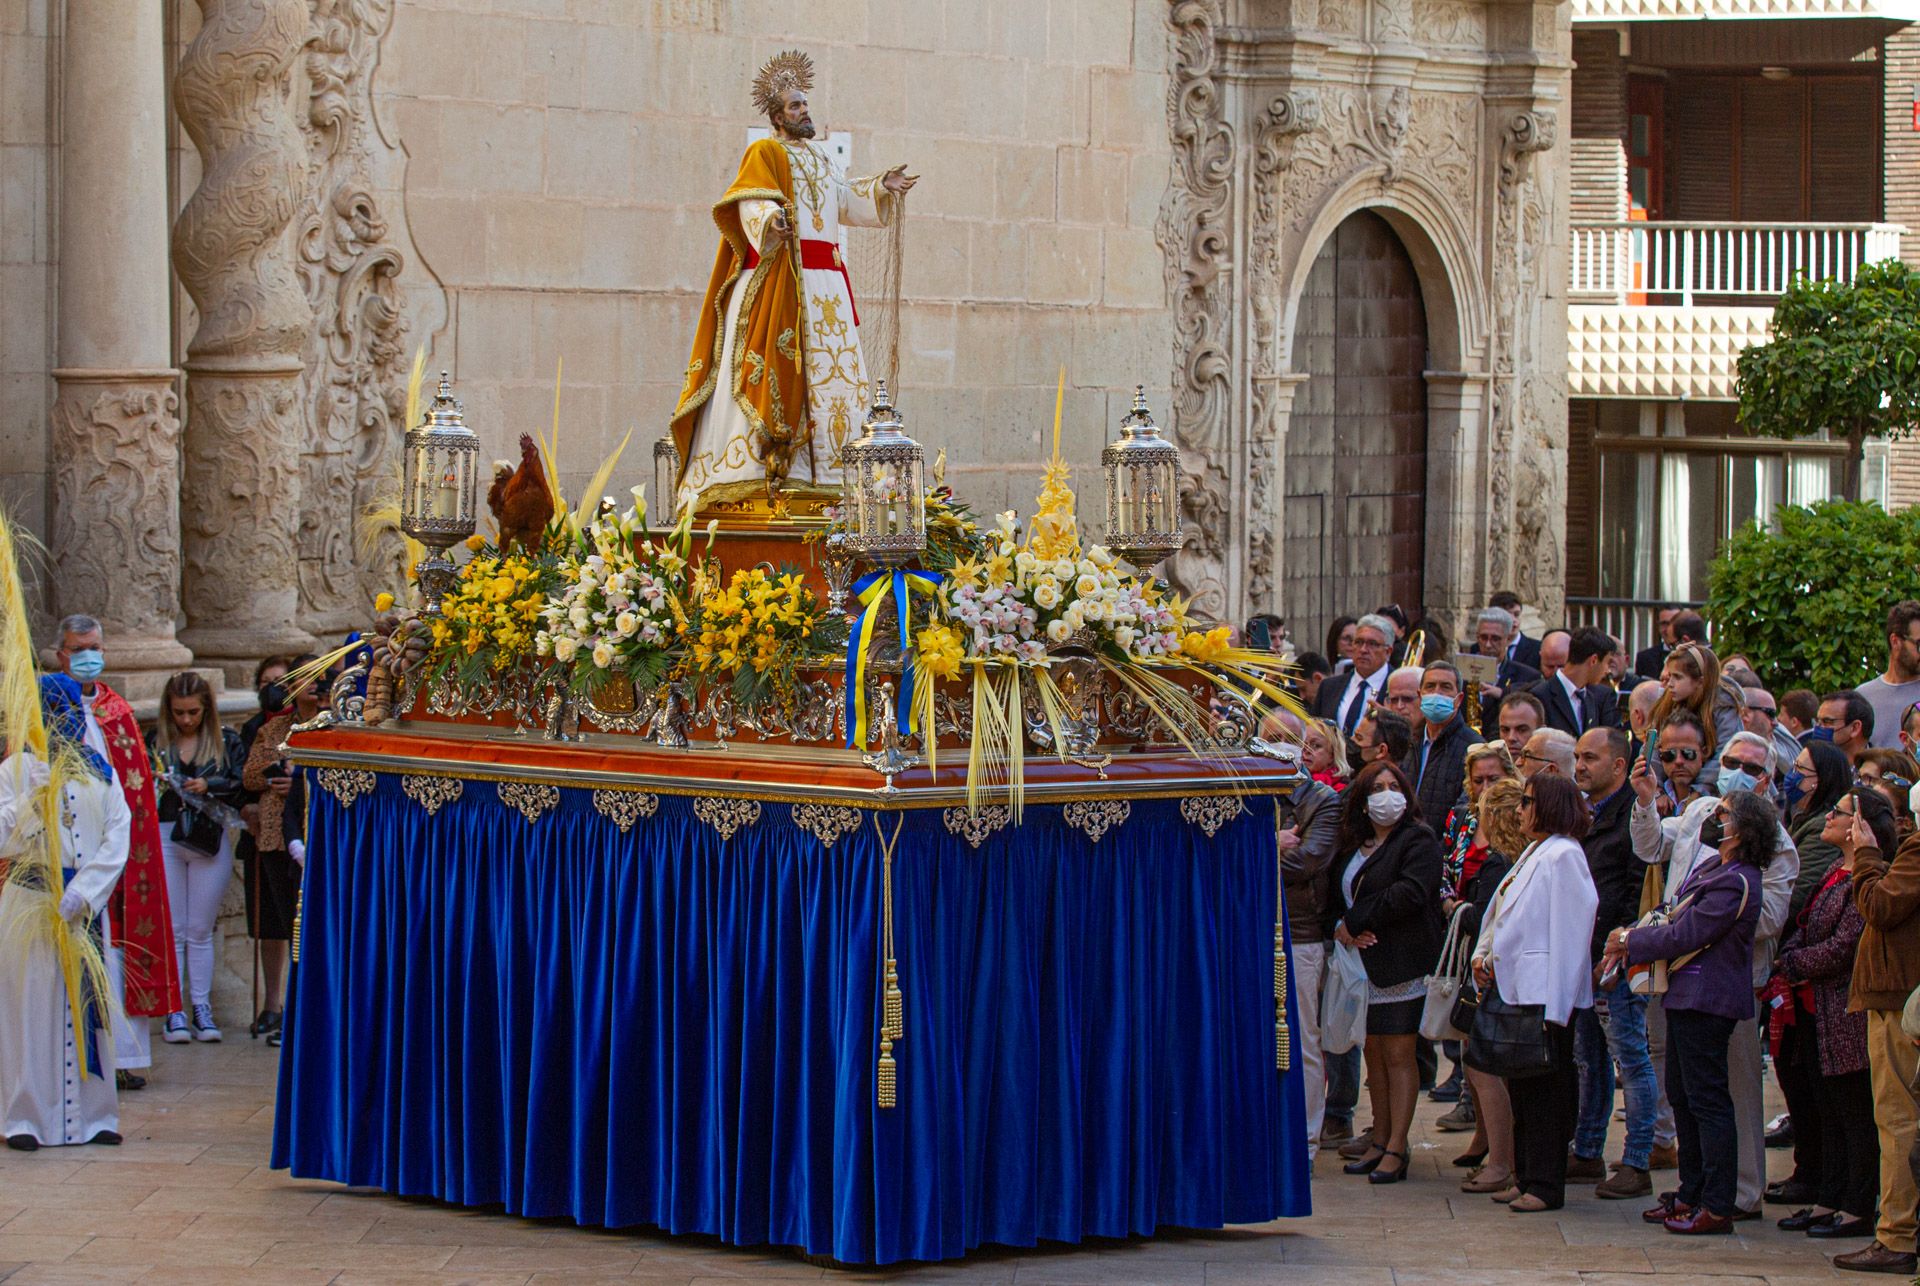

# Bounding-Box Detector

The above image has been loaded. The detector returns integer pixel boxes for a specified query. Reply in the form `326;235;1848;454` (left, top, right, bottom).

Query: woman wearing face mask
1467;774;1598;1213
1767;788;1894;1241
1326;760;1445;1185
146;673;244;1044
1780;740;1853;921
1603;790;1774;1235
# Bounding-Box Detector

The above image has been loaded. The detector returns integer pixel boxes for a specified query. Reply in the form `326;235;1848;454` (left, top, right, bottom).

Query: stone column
172;0;316;675
1423;371;1493;630
48;1;192;685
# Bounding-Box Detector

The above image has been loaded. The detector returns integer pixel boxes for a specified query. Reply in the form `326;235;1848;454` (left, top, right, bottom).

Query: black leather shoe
1343;1148;1386;1175
6;1134;37;1152
1766;1179;1818;1205
86;1130;121;1146
1765;1118;1794;1149
1809;1215;1877;1240
115;1069;145;1091
1367;1150;1410;1184
1777;1208;1823;1232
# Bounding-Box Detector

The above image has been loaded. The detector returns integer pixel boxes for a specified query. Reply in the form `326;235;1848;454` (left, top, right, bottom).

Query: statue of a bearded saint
668;50;917;516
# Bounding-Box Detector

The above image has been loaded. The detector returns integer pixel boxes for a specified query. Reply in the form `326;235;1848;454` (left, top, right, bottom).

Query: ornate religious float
267;368;1312;1264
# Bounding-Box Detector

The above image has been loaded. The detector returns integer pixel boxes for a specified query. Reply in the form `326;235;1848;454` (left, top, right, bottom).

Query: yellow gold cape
669;139;808;501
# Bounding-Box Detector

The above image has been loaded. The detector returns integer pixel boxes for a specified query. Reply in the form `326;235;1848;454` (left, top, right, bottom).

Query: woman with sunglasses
1856;750;1920;845
1780;740;1854;920
1768;787;1894;1241
1604;790;1775;1235
1467;774;1598;1213
1327;760;1445;1185
1302;717;1351;791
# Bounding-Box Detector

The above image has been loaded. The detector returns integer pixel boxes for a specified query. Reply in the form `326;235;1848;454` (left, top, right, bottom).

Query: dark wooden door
1283;210;1429;650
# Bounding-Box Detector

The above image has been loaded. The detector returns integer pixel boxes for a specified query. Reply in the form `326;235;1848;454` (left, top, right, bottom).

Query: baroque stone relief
296;0;445;633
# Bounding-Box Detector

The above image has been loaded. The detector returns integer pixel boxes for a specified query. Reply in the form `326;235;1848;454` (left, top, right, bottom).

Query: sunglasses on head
1659;747;1699;764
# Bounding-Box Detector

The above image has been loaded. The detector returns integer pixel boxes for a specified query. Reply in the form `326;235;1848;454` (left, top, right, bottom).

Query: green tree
1707;500;1920;693
1735;259;1920;499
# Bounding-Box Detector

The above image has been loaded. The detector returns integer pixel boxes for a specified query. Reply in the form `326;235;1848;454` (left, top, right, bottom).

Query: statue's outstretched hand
882;164;918;195
762;209;790;250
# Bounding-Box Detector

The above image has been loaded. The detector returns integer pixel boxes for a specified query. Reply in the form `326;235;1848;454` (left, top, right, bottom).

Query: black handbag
173;804;225;858
1448;972;1480;1037
1464;984;1555;1080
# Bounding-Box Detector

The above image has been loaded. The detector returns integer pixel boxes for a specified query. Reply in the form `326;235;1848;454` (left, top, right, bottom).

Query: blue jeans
1573;977;1658;1171
1326;1045;1362;1125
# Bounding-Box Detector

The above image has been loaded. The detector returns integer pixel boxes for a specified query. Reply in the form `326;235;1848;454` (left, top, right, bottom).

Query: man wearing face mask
52;616;180;1089
1401;661;1474;826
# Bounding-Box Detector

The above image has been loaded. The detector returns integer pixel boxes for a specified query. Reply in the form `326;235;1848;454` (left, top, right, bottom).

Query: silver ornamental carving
1063;799;1131;844
652;435;679;526
399;373;480;615
1101;387;1184;569
693;796;761;841
821;530;857;616
943;805;1010;849
593;788;660;833
401;774;462;816
793;803;863;849
497;780;559;824
317;767;376;808
839;381;926;569
1021;655;1108;771
1181;794;1246;838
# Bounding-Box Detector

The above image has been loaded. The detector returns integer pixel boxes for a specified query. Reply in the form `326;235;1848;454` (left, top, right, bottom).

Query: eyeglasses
1517;750;1548;764
1352;638;1389;651
1884;774;1915;791
1720;756;1766;773
1659;747;1700;764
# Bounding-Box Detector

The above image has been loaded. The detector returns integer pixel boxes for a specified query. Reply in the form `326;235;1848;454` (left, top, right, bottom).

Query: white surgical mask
1366;789;1408;826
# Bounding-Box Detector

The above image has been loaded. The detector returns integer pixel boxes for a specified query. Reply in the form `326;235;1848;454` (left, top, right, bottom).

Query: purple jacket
1626;859;1761;1021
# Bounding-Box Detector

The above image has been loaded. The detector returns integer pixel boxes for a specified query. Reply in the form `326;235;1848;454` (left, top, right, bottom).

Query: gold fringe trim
875;812;906;1109
1274;801;1291;1072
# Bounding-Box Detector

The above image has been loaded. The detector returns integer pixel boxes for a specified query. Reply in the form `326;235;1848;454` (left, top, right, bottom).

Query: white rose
1015;550;1037;572
535;633;553;656
1033;582;1061;610
553;637;578;662
1046;618;1072;643
1052;559;1076;581
615;611;638;636
1063;602;1086;630
569;605;591;630
1114;625;1138;652
1075;574;1100;598
591;641;614;669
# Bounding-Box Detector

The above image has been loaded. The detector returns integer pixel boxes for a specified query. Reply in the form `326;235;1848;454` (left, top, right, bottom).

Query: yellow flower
373;591;395;613
1180;626;1233;663
916;624;964;680
465;533;487;552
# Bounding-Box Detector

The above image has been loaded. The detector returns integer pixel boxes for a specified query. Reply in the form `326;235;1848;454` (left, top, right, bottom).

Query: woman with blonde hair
1452;775;1528;1195
1303;717;1352;790
146;672;243;1044
1648;644;1744;790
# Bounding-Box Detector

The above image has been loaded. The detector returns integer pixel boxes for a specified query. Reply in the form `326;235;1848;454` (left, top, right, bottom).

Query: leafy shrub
1707;500;1920;693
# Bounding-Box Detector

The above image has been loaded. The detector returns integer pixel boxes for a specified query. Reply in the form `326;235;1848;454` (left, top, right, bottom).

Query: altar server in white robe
0;681;131;1150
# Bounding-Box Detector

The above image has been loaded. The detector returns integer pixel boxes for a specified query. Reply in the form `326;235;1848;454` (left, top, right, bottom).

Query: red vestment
94;683;181;1017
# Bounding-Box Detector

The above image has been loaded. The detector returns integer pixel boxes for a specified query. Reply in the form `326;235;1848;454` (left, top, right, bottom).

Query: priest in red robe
54;616;180;1085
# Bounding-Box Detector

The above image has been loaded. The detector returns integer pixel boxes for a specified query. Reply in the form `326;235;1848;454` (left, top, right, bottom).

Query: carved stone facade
1158;0;1571;631
173;0;321;670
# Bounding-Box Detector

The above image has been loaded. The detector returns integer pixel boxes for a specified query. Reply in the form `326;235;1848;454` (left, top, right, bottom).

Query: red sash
95;684;182;1017
745;238;859;325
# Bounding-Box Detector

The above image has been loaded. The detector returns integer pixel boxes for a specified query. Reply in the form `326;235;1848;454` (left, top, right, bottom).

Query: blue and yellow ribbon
845;568;944;748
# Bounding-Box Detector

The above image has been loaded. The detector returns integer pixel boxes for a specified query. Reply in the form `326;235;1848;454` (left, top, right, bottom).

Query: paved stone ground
0;1034;1858;1283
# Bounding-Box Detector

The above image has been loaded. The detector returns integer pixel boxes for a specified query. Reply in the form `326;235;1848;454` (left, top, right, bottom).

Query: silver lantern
1102;386;1183;569
400;372;480;615
840;381;926;568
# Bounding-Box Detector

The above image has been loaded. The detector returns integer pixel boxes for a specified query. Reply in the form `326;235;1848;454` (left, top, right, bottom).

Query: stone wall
380;0;1175;525
0;1;56;604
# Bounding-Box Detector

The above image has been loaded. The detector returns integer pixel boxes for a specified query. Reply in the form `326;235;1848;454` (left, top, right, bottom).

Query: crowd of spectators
1272;596;1920;1274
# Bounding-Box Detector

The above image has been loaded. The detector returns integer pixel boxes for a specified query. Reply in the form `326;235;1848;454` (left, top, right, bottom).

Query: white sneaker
161;1011;190;1044
190;1003;222;1043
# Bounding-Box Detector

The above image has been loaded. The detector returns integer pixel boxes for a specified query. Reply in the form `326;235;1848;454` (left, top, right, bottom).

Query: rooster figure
487;434;555;553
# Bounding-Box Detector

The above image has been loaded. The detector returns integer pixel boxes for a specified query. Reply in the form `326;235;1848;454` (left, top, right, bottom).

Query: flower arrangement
688;564;849;711
536;489;688;698
427;544;564;689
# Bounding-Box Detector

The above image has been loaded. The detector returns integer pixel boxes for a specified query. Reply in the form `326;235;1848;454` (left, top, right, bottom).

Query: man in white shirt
1313;613;1397;738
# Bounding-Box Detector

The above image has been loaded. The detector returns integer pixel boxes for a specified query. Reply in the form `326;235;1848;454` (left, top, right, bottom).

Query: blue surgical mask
1719;767;1762;796
1419;694;1457;723
1781;769;1807;800
67;649;105;681
1805;726;1835;744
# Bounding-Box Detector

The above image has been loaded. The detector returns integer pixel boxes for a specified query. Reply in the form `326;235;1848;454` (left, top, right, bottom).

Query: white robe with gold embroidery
677;140;892;513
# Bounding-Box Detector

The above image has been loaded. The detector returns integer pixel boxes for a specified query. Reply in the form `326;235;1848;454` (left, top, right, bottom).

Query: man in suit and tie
1530;626;1619;738
1633;606;1683;681
1312;612;1397;740
1490;591;1542;671
1471;606;1541;734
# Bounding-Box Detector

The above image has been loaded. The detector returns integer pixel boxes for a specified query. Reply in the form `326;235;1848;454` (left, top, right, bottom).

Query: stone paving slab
0;1035;1864;1283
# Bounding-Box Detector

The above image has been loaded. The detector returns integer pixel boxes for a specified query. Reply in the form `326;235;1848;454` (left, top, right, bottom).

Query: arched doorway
1283;210;1430;650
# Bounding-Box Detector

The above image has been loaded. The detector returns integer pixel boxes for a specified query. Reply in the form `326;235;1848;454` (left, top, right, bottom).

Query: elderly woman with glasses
1767;787;1896;1242
1468;773;1599;1213
1605;790;1776;1235
1451;775;1529;1195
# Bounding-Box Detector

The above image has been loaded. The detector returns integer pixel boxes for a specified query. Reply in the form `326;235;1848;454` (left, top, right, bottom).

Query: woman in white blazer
1471;773;1599;1213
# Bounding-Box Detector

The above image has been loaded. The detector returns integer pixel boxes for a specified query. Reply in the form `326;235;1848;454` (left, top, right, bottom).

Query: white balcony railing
1569;221;1907;305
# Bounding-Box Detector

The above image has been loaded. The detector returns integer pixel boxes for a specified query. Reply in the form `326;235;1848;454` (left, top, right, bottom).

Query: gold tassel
1274;802;1292;1072
291;887;303;966
876;813;906;1108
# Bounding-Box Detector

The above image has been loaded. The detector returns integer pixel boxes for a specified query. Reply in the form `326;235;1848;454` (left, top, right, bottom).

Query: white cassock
677;139;894;513
0;753;130;1145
